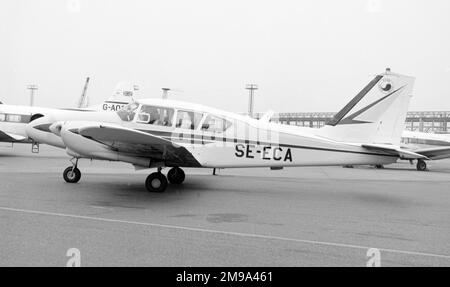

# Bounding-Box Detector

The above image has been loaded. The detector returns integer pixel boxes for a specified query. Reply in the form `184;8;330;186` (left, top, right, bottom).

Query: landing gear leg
375;164;384;169
145;169;168;192
167;167;185;184
63;158;81;183
416;159;427;171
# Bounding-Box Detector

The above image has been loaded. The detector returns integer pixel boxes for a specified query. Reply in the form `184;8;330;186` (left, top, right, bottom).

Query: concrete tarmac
1;144;450;266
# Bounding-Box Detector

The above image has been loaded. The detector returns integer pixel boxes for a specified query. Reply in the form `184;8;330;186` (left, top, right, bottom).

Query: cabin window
137;105;174;127
201;115;231;133
0;114;5;122
117;102;139;122
6;114;22;123
175;110;203;130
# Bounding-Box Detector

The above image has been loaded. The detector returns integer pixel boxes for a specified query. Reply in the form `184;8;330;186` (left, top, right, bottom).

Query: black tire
416;160;427;171
167;167;185;184
145;172;168;193
63;167;81;183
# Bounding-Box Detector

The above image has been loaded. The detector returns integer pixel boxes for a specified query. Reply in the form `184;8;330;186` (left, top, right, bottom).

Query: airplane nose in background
25;116;66;149
27;116;54;131
26;118;48;140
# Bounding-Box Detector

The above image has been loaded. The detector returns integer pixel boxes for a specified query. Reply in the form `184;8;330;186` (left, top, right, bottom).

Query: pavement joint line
1;206;450;261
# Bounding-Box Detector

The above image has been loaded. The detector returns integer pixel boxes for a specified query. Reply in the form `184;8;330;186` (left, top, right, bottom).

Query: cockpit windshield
117;102;139;122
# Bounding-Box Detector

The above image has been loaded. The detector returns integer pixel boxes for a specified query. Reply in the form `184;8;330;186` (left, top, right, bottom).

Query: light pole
27;84;38;106
246;84;258;118
162;88;170;99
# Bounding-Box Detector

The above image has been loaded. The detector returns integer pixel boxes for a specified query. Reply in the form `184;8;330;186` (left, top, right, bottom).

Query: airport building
255;111;450;133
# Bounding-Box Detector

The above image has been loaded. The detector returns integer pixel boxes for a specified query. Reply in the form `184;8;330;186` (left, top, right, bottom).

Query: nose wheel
63;158;82;183
145;171;168;193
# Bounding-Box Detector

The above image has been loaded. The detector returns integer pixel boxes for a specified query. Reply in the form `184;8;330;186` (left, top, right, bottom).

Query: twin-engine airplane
28;69;421;193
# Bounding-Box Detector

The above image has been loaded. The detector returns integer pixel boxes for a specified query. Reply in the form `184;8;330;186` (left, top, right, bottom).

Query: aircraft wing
77;124;202;167
0;130;27;142
361;143;428;160
412;146;450;160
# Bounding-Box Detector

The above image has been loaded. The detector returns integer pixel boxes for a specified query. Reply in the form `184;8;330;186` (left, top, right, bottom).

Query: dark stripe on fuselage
137;129;398;158
59;108;96;112
104;101;130;105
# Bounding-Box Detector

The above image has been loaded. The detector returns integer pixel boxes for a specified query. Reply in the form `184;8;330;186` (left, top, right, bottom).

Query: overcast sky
0;0;449;113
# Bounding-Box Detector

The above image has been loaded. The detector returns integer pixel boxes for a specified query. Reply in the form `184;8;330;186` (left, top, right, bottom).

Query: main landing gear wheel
167;167;185;184
145;172;168;193
63;167;81;183
416;159;427;171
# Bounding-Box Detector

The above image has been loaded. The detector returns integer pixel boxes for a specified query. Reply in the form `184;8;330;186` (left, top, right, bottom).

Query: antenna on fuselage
27;84;38;106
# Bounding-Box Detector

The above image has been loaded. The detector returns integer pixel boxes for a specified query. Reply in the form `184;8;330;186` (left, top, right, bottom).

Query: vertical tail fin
318;69;415;145
88;81;136;111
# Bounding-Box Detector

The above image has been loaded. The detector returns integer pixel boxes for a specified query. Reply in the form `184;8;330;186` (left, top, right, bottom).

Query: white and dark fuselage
51;98;400;169
24;70;417;192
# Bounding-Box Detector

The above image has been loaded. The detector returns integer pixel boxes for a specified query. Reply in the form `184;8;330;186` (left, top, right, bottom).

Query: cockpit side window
137;105;174;127
175;110;203;130
117;102;139;122
201;115;232;133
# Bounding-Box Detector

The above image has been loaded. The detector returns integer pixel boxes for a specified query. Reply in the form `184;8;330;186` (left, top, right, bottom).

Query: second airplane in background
0;81;136;150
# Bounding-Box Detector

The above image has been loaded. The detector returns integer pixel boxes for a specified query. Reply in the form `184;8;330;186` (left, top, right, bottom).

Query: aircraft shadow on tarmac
64;173;417;210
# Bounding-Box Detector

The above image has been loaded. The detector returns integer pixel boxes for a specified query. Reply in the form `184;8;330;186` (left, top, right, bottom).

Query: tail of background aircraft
318;69;415;145
88;81;136;112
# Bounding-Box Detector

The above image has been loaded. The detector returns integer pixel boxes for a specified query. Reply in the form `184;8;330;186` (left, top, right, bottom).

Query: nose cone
26;116;66;148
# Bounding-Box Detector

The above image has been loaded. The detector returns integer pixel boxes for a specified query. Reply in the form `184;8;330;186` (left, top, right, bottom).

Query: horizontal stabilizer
362;143;428;160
